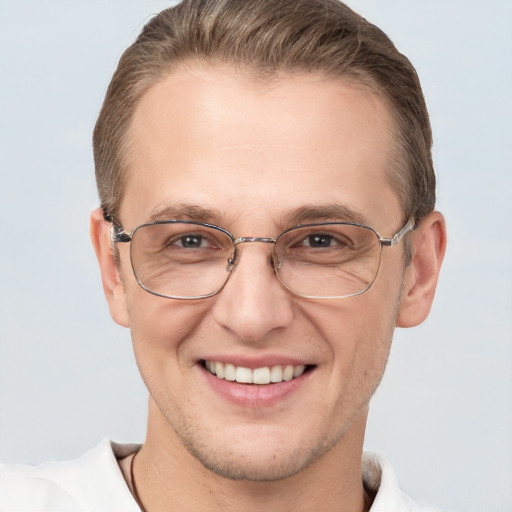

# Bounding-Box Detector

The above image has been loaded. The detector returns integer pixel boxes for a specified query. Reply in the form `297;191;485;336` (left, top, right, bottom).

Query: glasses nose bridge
234;236;277;246
229;236;278;272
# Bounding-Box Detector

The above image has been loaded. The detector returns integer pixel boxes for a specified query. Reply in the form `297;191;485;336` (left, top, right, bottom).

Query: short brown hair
94;0;435;226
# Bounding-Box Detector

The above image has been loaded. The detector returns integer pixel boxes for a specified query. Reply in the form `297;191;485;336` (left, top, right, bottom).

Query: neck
130;402;371;512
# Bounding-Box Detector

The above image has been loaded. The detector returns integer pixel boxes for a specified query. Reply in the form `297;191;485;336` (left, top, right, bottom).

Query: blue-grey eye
306;234;333;248
179;235;204;248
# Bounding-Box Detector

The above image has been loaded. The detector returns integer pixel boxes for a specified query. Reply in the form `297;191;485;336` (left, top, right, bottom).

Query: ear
396;211;447;328
90;208;130;327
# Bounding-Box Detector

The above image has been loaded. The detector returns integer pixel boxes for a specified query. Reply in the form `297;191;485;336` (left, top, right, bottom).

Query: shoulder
0;440;140;512
363;452;444;512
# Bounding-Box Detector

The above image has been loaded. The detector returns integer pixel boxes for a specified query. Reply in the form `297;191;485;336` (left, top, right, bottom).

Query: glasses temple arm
380;217;416;247
109;222;132;243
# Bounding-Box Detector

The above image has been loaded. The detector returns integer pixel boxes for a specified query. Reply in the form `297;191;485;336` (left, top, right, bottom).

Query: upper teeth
205;361;306;384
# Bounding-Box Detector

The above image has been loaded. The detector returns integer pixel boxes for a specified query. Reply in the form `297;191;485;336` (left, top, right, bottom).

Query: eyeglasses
110;218;415;300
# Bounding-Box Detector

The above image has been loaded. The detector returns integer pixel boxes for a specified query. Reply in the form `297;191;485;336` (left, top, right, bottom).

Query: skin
91;64;446;512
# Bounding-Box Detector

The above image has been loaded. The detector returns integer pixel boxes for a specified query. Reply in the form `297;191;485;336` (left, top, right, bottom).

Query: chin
189;446;320;482
179;425;340;482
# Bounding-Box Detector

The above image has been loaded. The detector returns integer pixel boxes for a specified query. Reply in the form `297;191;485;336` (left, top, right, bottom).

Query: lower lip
199;364;313;407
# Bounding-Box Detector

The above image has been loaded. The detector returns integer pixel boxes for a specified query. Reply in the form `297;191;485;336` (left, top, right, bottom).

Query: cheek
301;271;402;385
124;285;211;371
304;291;397;354
126;295;214;414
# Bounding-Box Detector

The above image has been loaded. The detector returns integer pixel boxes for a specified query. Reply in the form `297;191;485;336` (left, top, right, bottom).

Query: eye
175;234;209;249
303;234;338;248
162;229;230;252
299;233;349;249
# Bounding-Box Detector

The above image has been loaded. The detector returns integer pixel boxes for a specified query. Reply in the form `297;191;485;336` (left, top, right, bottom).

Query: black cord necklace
130;450;147;512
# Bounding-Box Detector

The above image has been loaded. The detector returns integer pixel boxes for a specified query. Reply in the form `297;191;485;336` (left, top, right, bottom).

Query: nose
211;242;294;343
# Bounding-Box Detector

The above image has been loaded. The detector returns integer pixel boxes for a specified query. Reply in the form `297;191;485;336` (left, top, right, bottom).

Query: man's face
113;66;410;480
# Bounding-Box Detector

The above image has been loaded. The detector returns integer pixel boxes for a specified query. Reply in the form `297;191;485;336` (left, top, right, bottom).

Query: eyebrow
147;202;369;228
280;204;369;227
147;204;220;223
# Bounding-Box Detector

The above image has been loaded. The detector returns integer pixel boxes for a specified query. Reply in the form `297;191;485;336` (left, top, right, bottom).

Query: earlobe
396;211;447;328
90;208;130;327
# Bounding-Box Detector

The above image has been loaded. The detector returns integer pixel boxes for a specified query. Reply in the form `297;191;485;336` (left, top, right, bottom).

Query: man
0;0;446;510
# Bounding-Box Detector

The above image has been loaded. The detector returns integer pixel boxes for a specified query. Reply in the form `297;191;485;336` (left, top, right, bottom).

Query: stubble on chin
158;395;370;483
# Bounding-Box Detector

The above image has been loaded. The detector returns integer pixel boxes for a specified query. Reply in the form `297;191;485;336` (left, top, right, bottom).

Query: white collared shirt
0;440;442;511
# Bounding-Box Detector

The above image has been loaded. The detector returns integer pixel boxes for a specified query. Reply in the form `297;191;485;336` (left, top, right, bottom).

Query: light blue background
0;2;511;511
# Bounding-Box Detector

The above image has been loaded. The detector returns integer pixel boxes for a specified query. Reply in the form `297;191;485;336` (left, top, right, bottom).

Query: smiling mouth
202;360;311;385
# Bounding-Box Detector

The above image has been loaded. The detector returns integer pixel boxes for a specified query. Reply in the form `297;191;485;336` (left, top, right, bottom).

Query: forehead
122;65;400;230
